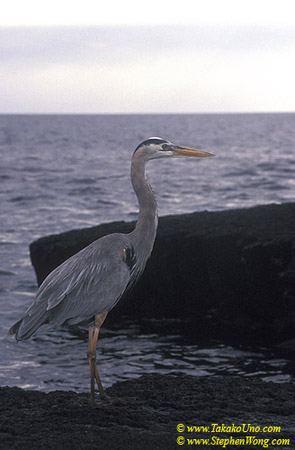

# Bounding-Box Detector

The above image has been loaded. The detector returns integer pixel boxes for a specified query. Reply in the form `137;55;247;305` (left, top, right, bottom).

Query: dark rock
30;203;295;345
1;374;295;450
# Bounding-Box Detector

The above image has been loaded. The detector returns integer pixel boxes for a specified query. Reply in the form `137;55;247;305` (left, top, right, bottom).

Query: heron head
134;137;215;160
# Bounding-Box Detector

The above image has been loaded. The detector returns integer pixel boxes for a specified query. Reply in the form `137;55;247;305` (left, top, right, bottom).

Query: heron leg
87;311;108;407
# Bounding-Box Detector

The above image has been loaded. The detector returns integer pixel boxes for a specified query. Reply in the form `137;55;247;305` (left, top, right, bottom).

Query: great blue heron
9;137;214;406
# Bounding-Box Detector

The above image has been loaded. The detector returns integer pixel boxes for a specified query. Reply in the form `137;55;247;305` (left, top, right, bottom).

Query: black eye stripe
134;138;168;153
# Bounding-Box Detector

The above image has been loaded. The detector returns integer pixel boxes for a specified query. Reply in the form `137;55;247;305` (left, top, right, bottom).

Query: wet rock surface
30;203;295;347
1;374;295;450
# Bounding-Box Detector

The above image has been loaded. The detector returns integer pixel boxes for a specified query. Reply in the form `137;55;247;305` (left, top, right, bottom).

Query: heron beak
174;146;215;157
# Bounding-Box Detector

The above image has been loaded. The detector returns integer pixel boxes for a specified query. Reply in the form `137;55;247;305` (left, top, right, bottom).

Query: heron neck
130;152;158;257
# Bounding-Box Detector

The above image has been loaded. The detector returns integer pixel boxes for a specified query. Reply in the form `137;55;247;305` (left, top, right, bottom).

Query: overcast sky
1;0;295;113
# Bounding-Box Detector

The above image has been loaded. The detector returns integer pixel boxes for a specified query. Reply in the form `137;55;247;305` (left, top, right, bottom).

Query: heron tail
8;318;23;337
8;300;49;341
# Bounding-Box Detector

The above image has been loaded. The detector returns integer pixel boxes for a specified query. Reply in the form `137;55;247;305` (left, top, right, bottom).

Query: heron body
10;234;138;338
9;137;214;406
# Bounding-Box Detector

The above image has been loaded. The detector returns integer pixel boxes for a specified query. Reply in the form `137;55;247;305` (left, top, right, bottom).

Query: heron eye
162;144;169;150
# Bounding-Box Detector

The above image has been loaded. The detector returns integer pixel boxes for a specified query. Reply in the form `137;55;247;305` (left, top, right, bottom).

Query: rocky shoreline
2;203;295;449
30;202;295;348
1;374;295;450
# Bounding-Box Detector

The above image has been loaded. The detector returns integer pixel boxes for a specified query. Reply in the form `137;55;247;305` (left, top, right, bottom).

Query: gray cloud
1;24;294;66
1;24;294;112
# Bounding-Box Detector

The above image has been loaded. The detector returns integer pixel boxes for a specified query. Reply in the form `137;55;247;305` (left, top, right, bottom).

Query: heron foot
93;395;135;408
89;391;105;408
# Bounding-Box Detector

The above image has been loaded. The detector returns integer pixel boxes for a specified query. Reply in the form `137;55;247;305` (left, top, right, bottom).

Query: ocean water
0;113;294;392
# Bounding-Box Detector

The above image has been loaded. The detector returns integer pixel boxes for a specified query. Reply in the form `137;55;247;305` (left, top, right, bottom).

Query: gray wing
9;233;136;340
